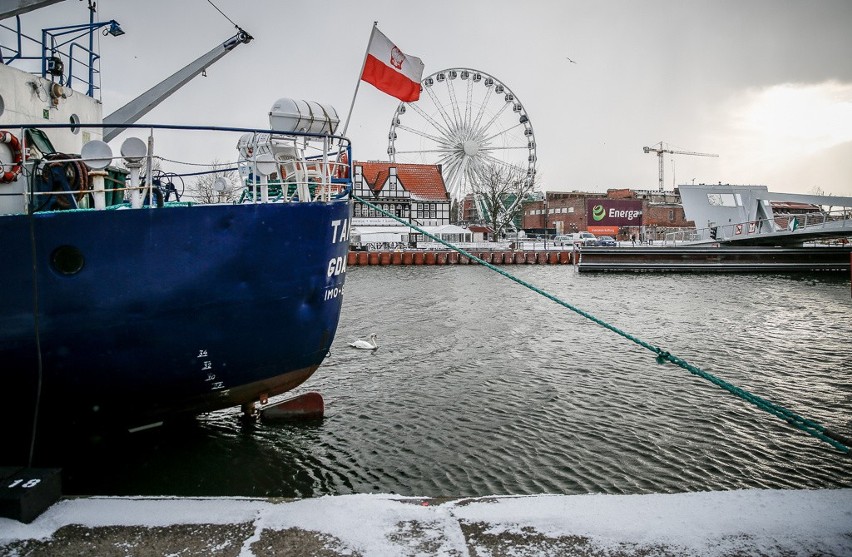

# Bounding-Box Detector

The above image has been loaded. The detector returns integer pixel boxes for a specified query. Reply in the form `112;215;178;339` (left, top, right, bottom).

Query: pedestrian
631;234;636;246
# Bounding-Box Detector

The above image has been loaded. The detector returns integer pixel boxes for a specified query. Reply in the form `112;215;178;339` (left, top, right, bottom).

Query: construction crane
643;142;718;192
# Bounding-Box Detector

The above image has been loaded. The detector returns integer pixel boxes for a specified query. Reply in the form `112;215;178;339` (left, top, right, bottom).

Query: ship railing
1;123;352;215
234;130;352;204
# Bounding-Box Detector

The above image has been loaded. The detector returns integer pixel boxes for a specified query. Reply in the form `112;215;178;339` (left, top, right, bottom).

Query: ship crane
103;28;252;142
642;142;718;192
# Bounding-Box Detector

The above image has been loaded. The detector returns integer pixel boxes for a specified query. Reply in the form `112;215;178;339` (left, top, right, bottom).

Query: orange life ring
1;130;23;183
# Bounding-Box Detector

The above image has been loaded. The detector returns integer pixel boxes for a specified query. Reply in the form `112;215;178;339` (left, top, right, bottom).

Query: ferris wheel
387;68;537;202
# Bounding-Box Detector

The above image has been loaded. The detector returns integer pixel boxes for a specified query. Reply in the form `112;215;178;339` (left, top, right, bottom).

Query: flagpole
340;21;377;140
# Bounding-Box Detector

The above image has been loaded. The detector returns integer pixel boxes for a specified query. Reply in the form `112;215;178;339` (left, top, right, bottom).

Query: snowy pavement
2;489;851;556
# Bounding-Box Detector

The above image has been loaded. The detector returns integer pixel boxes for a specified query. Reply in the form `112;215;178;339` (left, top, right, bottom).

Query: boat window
51;245;85;275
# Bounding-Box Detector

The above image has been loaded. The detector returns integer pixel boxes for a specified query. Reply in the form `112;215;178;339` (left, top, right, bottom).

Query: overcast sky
19;0;852;196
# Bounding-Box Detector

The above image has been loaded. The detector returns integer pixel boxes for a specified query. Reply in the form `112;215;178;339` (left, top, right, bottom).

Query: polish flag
361;28;424;102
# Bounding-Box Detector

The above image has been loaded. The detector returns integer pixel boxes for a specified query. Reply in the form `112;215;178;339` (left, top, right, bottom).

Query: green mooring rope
353;195;851;454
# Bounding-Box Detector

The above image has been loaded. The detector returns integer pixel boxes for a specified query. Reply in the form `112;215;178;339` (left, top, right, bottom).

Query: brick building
522;189;693;241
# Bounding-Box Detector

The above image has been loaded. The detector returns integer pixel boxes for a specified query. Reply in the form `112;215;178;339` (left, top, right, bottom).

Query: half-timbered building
352;162;451;227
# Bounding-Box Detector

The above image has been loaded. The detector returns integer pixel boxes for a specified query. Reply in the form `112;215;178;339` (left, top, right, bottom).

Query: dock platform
577;246;852;273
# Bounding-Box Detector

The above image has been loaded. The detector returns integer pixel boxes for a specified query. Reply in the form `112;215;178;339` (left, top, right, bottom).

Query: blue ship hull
1;200;351;463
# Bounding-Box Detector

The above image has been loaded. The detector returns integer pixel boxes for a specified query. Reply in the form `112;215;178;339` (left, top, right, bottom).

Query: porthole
0;94;5;118
51;245;85;275
69;114;80;134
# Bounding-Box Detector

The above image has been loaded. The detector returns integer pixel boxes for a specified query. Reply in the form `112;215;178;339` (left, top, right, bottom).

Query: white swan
349;333;378;350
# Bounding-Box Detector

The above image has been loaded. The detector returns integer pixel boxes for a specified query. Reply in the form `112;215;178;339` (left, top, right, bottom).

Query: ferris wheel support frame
387;67;537;222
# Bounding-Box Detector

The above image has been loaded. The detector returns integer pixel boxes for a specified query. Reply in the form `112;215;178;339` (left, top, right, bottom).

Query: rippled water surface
63;266;852;497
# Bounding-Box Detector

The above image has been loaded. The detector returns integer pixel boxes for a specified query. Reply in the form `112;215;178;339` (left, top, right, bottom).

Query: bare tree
450;198;461;224
186;160;242;204
470;163;538;239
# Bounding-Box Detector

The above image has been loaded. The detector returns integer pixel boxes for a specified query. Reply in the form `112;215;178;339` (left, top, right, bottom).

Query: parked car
576;232;597;246
555;232;597;246
596;236;617;247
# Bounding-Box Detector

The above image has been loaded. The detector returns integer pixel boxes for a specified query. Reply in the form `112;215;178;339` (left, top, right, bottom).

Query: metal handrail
663;210;852;245
10;123;353;214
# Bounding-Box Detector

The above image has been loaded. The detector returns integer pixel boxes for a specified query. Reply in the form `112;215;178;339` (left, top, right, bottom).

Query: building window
669;209;675;222
707;193;737;207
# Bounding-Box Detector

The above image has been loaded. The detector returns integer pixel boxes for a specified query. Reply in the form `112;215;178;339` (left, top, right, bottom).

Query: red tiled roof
356;161;449;201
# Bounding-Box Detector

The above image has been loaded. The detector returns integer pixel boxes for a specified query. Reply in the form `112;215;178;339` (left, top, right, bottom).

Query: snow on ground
1;489;851;556
449;489;852;555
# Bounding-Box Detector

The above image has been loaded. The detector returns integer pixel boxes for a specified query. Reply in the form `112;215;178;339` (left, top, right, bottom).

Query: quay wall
348;250;575;266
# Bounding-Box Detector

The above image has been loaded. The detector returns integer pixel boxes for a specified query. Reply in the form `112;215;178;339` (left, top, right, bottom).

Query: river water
63;266;852;497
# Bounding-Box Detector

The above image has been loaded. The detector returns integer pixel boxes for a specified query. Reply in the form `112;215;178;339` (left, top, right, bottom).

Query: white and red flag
361;27;424;102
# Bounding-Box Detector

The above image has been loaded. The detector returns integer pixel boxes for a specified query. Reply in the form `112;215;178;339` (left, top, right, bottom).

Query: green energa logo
592;204;606;221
